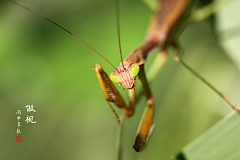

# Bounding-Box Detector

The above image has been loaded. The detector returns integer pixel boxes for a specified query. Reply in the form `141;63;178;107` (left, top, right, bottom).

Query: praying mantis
1;0;240;159
95;0;240;152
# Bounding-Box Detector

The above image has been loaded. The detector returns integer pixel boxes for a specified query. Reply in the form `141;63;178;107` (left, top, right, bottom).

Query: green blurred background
0;0;240;159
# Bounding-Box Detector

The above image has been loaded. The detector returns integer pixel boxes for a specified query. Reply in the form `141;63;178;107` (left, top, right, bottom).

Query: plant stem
117;115;127;160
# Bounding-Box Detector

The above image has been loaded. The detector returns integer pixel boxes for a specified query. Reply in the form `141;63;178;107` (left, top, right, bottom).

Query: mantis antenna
115;0;125;70
6;0;118;71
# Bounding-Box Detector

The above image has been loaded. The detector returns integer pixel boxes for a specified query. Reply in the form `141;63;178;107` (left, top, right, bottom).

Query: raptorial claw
133;124;156;152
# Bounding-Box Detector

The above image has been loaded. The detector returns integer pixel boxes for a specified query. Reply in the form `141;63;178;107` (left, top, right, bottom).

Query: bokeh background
0;0;240;159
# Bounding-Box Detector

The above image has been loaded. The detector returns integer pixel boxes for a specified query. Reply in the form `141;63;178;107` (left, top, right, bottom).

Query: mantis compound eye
129;64;140;77
110;72;120;83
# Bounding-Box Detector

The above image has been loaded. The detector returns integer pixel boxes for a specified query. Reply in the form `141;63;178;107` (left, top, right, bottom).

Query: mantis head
110;63;140;89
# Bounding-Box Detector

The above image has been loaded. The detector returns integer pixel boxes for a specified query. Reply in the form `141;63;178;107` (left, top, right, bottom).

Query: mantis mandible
6;0;240;154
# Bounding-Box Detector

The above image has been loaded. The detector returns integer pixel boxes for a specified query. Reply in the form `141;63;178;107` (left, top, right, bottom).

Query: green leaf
171;112;240;160
216;0;240;71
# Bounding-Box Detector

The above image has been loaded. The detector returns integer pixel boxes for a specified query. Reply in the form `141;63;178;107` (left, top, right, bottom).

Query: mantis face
110;63;140;89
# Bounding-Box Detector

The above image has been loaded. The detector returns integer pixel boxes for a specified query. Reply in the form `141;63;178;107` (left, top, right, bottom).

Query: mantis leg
133;64;155;152
172;43;240;115
133;48;168;152
93;63;136;125
174;55;240;115
136;48;168;102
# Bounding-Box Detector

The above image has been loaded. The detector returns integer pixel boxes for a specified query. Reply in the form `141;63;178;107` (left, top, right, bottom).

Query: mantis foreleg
133;64;155;152
93;63;136;125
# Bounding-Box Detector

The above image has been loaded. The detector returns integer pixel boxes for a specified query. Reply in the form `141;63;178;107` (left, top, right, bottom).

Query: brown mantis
3;0;240;158
94;0;193;152
94;0;240;152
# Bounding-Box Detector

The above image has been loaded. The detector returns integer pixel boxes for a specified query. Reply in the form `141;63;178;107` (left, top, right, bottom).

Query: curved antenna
115;0;125;70
7;0;117;70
